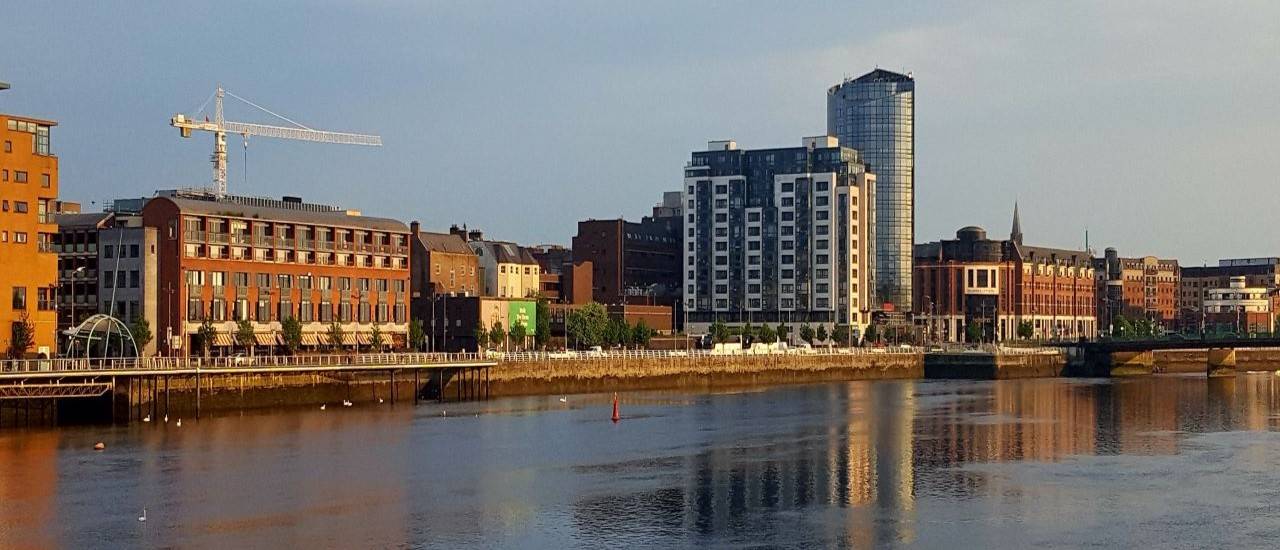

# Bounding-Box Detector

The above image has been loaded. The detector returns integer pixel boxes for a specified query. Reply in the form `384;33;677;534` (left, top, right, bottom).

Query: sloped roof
55;212;113;229
152;196;408;232
470;240;538;265
852;68;913;84
417;231;474;255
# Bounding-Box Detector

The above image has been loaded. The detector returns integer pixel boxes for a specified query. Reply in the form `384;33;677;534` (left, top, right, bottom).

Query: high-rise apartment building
1094;248;1180;331
682;136;874;334
828;68;915;311
0;110;59;357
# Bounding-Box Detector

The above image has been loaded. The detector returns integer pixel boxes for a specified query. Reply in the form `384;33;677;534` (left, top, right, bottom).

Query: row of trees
705;320;857;347
193;316;402;356
563;302;655;349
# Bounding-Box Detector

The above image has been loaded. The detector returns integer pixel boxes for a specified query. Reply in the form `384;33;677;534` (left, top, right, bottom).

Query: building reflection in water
571;373;1280;547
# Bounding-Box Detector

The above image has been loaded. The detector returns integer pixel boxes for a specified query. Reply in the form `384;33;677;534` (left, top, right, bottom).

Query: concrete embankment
924;352;1066;379
482;353;924;397
1154;349;1280;373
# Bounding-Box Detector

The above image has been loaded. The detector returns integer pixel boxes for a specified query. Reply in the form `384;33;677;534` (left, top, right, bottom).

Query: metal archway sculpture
63;314;140;359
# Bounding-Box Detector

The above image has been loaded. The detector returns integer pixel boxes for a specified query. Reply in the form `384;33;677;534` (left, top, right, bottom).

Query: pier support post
1109;350;1155;376
1208;348;1237;378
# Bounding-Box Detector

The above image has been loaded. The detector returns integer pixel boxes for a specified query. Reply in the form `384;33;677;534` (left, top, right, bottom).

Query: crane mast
171;87;382;196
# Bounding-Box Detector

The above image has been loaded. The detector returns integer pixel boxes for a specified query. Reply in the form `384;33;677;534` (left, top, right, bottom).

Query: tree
631;319;654;348
863;324;879;346
816;324;829;345
474;323;489;351
409;319;425;351
1017;321;1034;340
757;323;777;345
129;315;153;355
740;322;755;345
326;321;345;352
535;297;551;349
566;302;609;348
490;320;505;350
235;319;256;353
831;325;851;347
1114;315;1133;339
709;320;731;345
508;321;527;351
197;317;218;357
281;316;302;355
602;317;629;348
799;323;815;346
370;324;384;351
966;320;983;344
776;324;790;344
6;312;35;359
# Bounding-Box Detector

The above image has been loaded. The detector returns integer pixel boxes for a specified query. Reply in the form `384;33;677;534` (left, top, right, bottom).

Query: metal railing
0;352;487;375
491;346;924;363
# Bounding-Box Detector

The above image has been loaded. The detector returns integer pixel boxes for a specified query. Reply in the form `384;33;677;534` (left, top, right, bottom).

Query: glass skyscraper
827;69;915;311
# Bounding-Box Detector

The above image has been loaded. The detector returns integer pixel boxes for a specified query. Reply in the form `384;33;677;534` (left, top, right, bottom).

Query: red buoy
611;392;620;423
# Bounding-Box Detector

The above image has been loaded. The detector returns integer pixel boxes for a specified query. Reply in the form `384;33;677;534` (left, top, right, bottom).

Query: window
14;232;27;244
210;271;226;287
781;182;793;193
14;171;27;183
2;141;9;153
233;272;249;287
13;202;27;214
781;197;794;207
103;245;113;259
300;300;314;322
277;274;292;289
748;241;761;251
187;298;204;321
339;277;351;291
257;299;271;322
714;242;727;252
278;299;293;321
747;227;760;237
714;199;727;208
748;269;761;279
319;276;332;290
816;239;829;250
256;273;271;288
715;184;727;195
715;256;728;266
298;275;312;290
781;212;794;222
11;287;27;310
748;212;760;222
714;213;727;223
781;225;794;236
816;254;829;264
715;285;728;294
782;255;794;265
130;270;140;288
41;174;50;188
816;181;829;192
782;240;794;250
815;210;829;221
748;284;761;294
129;244;139;258
782;269;794;279
816;225;828;236
817;283;829;294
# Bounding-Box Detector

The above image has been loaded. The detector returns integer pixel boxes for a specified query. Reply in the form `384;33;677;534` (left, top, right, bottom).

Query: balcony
184;230;207;242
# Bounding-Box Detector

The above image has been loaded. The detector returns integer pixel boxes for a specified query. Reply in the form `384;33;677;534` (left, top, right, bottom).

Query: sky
3;1;1278;265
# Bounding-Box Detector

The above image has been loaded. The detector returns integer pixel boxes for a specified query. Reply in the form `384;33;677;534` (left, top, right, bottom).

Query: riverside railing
0;352;487;375
491;346;925;363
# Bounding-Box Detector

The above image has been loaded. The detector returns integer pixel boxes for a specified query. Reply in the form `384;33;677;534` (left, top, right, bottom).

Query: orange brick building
142;191;411;355
0;112;59;357
913;208;1097;342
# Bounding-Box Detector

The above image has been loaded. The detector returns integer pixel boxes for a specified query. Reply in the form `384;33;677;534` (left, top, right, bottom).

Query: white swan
142;415;151;422
138;508;147;522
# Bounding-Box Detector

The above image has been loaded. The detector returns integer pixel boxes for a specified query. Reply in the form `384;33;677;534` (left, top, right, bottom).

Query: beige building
467;238;540;298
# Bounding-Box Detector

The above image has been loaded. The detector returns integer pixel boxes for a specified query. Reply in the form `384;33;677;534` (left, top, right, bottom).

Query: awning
255;333;278;346
342;333;357;346
301;333;322;346
356;333;372;346
214;334;235;347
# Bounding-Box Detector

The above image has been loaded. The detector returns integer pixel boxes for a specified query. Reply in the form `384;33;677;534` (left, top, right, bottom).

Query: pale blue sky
3;1;1278;265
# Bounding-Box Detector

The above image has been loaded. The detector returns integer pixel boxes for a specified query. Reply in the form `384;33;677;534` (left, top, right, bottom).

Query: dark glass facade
828;69;915;311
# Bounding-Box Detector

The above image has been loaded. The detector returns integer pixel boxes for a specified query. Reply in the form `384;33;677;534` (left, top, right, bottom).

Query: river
4;374;1280;548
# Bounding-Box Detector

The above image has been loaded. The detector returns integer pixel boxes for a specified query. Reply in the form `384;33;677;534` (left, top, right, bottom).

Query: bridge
1052;336;1280;377
0;353;496;425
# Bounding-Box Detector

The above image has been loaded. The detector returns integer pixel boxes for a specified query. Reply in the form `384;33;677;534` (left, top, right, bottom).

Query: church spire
1011;201;1023;245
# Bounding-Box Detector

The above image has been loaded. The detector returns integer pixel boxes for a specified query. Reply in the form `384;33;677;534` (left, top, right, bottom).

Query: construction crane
171;87;382;195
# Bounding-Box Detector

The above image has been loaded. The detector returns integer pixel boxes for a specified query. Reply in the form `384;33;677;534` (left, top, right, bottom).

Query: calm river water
5;374;1280;548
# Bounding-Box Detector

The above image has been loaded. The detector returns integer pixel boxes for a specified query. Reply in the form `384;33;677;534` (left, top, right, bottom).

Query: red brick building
1094;248;1180;331
143;191;411;354
913;208;1097;342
